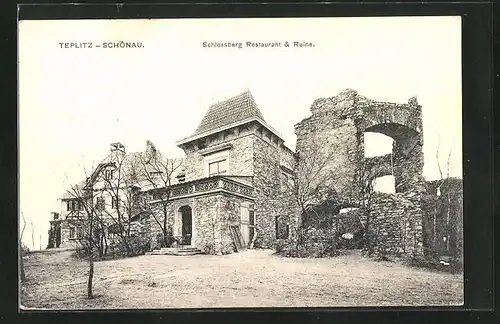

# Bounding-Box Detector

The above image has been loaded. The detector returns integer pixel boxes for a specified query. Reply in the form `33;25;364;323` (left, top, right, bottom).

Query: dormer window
104;169;114;180
209;159;228;176
66;199;82;211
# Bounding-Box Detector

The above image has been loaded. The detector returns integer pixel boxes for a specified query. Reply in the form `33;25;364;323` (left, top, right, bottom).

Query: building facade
144;90;295;254
48;89;442;259
49;90;295;254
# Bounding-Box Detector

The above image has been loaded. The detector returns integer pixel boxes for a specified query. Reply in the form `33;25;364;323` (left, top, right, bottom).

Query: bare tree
30;221;35;251
435;142;457;254
98;152;135;257
66;166;102;299
352;153;380;251
19;212;28;282
285;131;347;248
136;143;184;247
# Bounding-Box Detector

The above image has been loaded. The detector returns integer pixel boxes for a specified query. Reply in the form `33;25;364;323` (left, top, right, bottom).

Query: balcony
169;176;254;200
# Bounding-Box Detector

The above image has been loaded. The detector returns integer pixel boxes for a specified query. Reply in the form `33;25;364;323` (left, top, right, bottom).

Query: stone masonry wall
295;90;363;206
192;194;223;254
252;135;283;248
58;220;81;249
145;200;177;249
369;192;423;257
227;135;254;176
193;193;249;254
182;130;255;182
183;149;204;181
146;193;249;254
219;194;250;252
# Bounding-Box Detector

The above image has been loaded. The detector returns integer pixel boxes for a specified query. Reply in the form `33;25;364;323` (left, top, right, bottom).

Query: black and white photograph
18;16;463;309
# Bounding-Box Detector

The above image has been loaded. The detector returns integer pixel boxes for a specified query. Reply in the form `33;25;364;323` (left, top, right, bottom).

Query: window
209;159;228;176
249;204;255;225
276;216;290;239
149;171;163;177
96;197;105;211
152;189;166;201
66;200;81;211
176;173;186;183
111;197;119;209
69;227;76;239
104;169;114;180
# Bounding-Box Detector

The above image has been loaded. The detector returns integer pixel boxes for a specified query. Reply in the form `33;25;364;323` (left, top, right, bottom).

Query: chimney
110;142;126;153
146;140;156;154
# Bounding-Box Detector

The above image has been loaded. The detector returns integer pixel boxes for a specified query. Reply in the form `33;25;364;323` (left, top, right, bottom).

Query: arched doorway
178;206;192;246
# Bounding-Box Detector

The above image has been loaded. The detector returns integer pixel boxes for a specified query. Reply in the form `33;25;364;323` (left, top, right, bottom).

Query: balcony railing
170;177;254;198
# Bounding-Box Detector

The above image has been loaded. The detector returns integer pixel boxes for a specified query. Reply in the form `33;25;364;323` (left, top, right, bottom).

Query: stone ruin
295;89;426;257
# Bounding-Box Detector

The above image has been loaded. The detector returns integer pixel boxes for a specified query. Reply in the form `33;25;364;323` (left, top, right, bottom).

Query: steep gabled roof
194;90;265;136
60;146;185;199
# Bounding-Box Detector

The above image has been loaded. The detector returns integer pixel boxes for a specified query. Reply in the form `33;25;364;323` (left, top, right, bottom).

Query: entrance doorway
240;204;255;248
179;206;192;246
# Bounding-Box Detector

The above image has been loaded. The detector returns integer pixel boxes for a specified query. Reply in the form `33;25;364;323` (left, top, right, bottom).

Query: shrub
274;227;339;258
154;232;178;248
128;235;150;256
274;239;288;253
20;243;30;256
113;235;150;257
72;233;151;260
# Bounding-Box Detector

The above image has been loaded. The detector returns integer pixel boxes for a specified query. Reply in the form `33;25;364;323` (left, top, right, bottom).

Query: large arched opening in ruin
362;122;422;194
363;132;393;158
364;123;420;156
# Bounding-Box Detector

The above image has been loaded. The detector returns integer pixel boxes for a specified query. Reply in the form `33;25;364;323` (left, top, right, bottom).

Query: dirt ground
20;249;463;309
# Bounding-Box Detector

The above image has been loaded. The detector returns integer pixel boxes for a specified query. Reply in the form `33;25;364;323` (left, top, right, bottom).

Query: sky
18;17;462;250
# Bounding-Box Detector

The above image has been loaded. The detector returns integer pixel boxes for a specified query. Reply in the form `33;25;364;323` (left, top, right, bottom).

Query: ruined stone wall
294;89;425;257
368;192;423;257
392;140;425;193
294;90;363;206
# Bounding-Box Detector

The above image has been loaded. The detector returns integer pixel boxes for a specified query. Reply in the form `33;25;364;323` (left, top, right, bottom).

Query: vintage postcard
19;17;463;309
